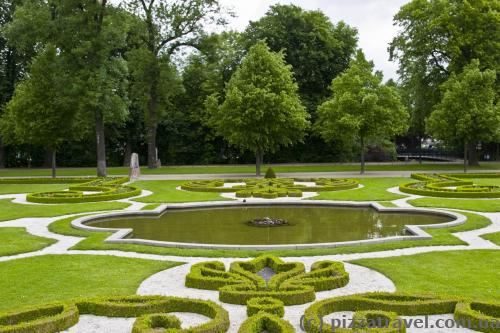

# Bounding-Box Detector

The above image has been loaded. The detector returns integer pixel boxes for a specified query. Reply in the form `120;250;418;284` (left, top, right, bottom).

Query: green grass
472;178;500;186
312;178;409;201
0;254;179;311
481;232;500;246
0;184;69;195
409;197;500;212
133;180;230;203
48;212;490;258
0;199;130;222
352;250;500;302
0;162;499;177
141;203;162;210
0;228;56;256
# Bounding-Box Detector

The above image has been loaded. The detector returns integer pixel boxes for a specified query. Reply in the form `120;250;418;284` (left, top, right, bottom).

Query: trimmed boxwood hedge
181;178;358;199
185;255;349;306
238;312;294;333
0;295;229;333
454;301;500;333
399;173;500;198
247;297;285;317
22;177;141;203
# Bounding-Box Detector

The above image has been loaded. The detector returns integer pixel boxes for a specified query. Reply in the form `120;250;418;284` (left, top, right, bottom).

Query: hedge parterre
303;292;500;333
0;177;141;203
185;255;349;305
399;173;500;198
0;295;229;333
181;178;358;199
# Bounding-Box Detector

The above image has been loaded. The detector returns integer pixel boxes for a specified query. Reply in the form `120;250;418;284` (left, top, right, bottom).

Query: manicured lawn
0;255;179;311
409;197;500;212
133;180;230;203
482;232;500;245
352;250;500;302
0;162;498;177
0;228;56;256
472;178;500;186
0;184;69;195
48;212;490;258
0;199;130;222
312;178;409;201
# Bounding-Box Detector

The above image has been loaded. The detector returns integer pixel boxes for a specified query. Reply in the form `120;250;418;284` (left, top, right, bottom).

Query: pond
88;205;453;246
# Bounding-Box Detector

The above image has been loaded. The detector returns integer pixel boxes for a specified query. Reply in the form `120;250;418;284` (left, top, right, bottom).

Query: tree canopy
316;50;409;174
208;41;310;175
427;60;499;172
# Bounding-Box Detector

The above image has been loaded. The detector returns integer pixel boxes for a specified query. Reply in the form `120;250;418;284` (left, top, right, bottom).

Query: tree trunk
51;150;56;178
255;149;263;176
496;143;499;161
360;136;365;174
95;110;107;177
0;138;5;168
467;142;479;166
43;149;54;168
123;140;132;167
147;75;159;169
463;142;468;173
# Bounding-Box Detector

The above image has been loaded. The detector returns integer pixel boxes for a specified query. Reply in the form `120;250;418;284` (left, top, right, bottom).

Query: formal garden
0;0;499;332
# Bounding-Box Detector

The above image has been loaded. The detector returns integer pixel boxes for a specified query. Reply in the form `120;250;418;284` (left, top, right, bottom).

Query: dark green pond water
91;205;451;245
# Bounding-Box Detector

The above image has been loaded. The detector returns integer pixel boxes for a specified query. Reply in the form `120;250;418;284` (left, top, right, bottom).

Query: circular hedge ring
247;297;285;317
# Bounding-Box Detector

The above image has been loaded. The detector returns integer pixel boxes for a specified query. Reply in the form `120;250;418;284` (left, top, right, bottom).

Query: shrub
247;297;285;317
399;173;500;198
264;168;277;179
185;255;349;306
454;302;500;333
0;295;230;333
238;312;294;333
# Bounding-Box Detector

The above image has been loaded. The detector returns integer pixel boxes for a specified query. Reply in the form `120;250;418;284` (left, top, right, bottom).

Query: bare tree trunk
0;139;5;168
496;143;500;161
95;110;107;177
467;142;479;166
360;136;365;174
255;149;263;176
147;74;159;169
51;150;56;178
43;149;53;168
123;140;132;167
464;142;468;173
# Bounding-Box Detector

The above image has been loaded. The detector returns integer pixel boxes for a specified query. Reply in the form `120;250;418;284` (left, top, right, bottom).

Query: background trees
316;51;409;174
427;60;499;172
208;41;309;175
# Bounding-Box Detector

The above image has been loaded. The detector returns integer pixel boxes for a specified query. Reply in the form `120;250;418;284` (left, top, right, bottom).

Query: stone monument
130;153;140;181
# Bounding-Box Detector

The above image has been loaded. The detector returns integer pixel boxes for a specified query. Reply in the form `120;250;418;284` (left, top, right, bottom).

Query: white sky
219;0;410;80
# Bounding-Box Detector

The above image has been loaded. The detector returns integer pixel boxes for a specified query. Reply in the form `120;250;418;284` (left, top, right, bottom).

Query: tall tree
316;50;409;174
390;0;499;161
0;45;83;177
122;0;227;168
427;60;499;172
208;41;310;176
0;0;26;168
4;0;130;176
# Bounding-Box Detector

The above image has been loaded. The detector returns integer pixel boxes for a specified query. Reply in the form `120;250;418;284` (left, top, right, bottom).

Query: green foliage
246;297;285;317
0;295;229;333
245;4;358;107
316;50;409;173
400;173;500;198
390;0;499;139
208;41;310;165
181;177;358;199
264;167;277;178
454;302;500;333
238;312;294;333
426;60;499;170
185;255;349;305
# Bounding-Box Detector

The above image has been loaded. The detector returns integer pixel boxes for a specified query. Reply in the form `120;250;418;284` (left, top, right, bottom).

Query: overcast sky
219;0;410;80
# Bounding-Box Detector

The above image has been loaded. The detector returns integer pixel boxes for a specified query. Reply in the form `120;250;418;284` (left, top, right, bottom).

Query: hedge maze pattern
0;295;229;333
0;177;141;203
185;255;350;305
303;292;500;333
181;178;358;199
399;173;500;198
